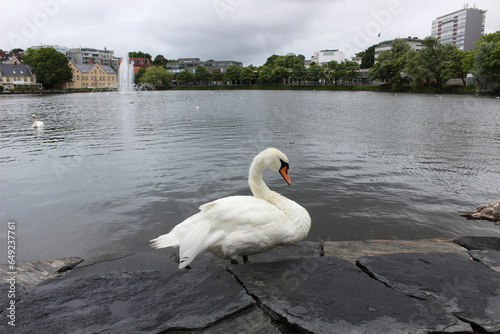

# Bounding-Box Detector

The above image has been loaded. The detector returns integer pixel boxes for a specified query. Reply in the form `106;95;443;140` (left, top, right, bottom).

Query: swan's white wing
199;196;290;231
199;196;294;257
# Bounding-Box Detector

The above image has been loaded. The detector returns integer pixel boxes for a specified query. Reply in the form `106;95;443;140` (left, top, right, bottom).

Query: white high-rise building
431;6;486;51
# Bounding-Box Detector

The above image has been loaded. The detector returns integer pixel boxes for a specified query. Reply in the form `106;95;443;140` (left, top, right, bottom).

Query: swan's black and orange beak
279;160;291;186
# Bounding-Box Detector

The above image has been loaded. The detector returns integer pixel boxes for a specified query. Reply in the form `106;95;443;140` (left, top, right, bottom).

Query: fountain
118;54;135;93
116;54;156;93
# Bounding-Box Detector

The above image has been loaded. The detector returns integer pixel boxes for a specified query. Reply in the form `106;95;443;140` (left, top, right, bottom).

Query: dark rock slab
240;241;322;263
0;265;254;334
357;252;500;333
454;236;500;251
469;250;500;273
229;257;468;333
201;305;280;334
0;257;83;311
0;256;83;287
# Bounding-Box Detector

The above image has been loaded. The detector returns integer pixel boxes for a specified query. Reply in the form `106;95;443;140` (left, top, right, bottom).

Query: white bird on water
151;148;311;268
32;114;44;128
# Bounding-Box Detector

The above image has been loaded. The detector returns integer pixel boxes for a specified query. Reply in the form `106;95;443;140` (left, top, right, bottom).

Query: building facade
66;48;118;68
63;61;117;89
431;7;486;51
165;58;243;75
130;58;151;74
311;50;346;65
374;37;424;60
0;64;40;89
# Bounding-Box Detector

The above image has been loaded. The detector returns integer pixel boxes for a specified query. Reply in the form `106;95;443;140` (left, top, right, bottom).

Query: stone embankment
1;236;499;333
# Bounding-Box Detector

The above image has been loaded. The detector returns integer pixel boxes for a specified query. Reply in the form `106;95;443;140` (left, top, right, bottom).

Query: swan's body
459;200;500;225
151;148;311;268
32;114;44;128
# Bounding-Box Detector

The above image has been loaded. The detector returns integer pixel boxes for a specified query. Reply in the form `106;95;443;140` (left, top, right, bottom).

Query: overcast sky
2;0;500;66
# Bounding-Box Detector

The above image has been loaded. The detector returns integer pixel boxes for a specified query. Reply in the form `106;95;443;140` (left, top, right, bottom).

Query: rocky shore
1;236;499;333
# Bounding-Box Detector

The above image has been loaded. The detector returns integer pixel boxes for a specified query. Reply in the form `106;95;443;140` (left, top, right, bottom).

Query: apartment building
63;61;117;89
431;6;486;51
0;64;40;89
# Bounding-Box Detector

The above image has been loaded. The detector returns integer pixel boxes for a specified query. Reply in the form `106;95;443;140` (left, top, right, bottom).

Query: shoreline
1;84;494;96
1;236;499;333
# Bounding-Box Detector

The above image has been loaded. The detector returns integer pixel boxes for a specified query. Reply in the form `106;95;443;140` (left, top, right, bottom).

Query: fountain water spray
119;54;135;93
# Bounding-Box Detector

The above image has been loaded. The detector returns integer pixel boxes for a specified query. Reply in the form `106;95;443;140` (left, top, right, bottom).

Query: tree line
369;32;500;94
133;52;364;87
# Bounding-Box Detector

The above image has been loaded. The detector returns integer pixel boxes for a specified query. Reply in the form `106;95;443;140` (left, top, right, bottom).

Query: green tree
306;63;325;84
135;67;146;84
358;45;376;69
224;65;242;84
22;47;72;88
291;64;306;84
152;55;167;67
139;65;173;89
326;60;342;85
176;69;193;86
473;31;500;93
194;65;211;85
405;49;429;89
264;53;305;69
447;48;469;86
418;36;456;92
258;66;273;84
343;61;361;84
370;39;411;90
211;69;224;83
272;66;290;84
128;51;152;61
240;67;256;84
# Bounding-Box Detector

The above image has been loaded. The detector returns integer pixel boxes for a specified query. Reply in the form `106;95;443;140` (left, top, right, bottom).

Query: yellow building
64;61;117;89
0;64;41;89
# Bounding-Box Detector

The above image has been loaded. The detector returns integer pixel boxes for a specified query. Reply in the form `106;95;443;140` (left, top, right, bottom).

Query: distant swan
459;200;500;225
32;114;44;128
151;148;311;268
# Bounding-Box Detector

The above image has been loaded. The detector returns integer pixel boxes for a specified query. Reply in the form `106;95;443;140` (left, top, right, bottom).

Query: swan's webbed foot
231;259;239;265
242;255;250;263
171;253;191;269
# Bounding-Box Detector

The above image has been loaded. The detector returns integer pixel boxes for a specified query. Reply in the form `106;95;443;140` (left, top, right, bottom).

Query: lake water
1;90;499;262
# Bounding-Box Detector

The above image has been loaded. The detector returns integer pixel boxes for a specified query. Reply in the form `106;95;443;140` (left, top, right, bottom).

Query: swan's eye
280;159;289;171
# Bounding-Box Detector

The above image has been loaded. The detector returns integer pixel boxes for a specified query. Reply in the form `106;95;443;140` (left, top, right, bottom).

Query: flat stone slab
469;250;500;273
357;252;500;333
454;236;500;251
324;239;469;264
1;265;254;334
229;257;469;333
0;257;83;287
0;257;83;311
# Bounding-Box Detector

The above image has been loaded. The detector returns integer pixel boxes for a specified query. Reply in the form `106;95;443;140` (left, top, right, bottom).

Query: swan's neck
248;161;311;243
248;163;292;210
248;163;272;199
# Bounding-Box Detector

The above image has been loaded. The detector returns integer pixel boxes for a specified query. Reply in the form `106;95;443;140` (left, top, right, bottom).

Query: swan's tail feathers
150;231;179;250
177;221;213;269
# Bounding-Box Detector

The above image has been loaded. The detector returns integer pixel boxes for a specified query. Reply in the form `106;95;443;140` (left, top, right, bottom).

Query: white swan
151;148;311;269
32;114;44;128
